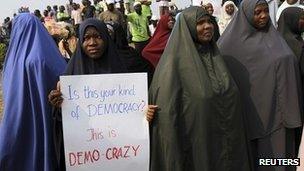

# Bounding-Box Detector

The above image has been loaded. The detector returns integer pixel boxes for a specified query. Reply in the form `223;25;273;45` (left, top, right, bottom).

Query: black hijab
218;0;302;139
53;19;127;170
65;18;127;75
106;21;154;85
278;7;304;62
109;22;129;49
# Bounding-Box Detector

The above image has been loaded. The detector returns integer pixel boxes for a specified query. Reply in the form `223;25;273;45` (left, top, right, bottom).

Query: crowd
1;0;304;170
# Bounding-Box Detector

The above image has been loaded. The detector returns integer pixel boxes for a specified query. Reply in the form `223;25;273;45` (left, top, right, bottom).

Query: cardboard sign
60;73;149;171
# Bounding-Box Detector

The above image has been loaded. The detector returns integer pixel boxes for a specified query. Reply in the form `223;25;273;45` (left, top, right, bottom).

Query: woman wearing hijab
278;7;304;71
149;6;250;171
218;0;302;170
48;18;127;170
0;14;67;171
202;3;221;41
218;0;238;35
142;13;175;69
278;7;304;106
105;21;154;85
278;8;304;170
64;19;126;75
276;0;304;23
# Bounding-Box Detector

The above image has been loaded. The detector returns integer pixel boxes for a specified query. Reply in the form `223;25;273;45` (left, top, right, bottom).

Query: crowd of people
1;0;304;170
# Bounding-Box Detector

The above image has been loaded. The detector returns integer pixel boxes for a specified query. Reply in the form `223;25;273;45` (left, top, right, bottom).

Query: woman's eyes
84;35;102;41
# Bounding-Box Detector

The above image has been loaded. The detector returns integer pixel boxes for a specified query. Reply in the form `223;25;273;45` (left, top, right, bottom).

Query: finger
148;109;156;114
58;99;63;106
146;114;153;118
49;94;57;101
49;91;62;100
148;105;158;109
57;81;61;91
50;99;58;106
48;92;53;101
146;116;152;122
55;100;63;107
146;113;154;118
50;96;63;106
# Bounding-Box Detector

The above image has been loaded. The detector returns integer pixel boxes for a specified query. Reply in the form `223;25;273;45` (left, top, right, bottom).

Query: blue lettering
87;104;97;117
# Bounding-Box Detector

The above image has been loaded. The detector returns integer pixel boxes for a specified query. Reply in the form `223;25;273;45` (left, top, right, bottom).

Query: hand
48;81;63;107
146;105;158;122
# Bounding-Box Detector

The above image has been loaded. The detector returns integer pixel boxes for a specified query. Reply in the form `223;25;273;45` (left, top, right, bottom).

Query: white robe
276;0;304;22
204;0;222;17
217;1;238;35
267;0;279;27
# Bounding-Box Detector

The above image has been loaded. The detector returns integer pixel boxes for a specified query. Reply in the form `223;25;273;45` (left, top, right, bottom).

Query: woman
49;18;127;169
218;0;302;170
64;19;126;75
105;21;154;85
278;7;304;69
202;2;221;41
218;0;238;34
142;13;175;69
149;6;250;171
0;14;66;170
157;0;170;16
278;7;304;170
276;0;304;23
278;7;304;102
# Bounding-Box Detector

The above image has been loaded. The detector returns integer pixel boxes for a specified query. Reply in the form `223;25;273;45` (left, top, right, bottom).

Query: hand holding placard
61;73;149;171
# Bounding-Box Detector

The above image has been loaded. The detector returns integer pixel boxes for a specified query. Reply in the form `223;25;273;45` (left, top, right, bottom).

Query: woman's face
196;15;214;44
205;3;214;15
167;16;175;29
82;26;105;59
253;3;269;30
225;4;235;16
298;13;304;33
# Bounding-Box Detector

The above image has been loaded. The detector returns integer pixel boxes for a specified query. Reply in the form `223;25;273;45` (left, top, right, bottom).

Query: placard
60;73;149;171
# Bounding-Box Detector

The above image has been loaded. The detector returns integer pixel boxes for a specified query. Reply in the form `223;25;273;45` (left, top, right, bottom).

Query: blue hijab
0;13;66;170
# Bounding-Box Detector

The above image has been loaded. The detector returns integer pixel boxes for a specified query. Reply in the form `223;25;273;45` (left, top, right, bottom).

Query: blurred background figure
217;0;238;34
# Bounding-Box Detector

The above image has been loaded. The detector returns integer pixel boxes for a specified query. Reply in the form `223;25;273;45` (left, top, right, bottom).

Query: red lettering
124;146;130;158
69;150;100;166
69;152;76;166
112;147;119;159
106;145;140;160
77;152;83;165
111;130;117;137
117;148;123;158
132;145;140;156
84;151;93;164
106;148;113;160
92;149;100;161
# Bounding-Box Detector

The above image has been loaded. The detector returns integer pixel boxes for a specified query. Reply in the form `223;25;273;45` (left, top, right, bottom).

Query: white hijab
217;1;238;35
276;0;304;22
